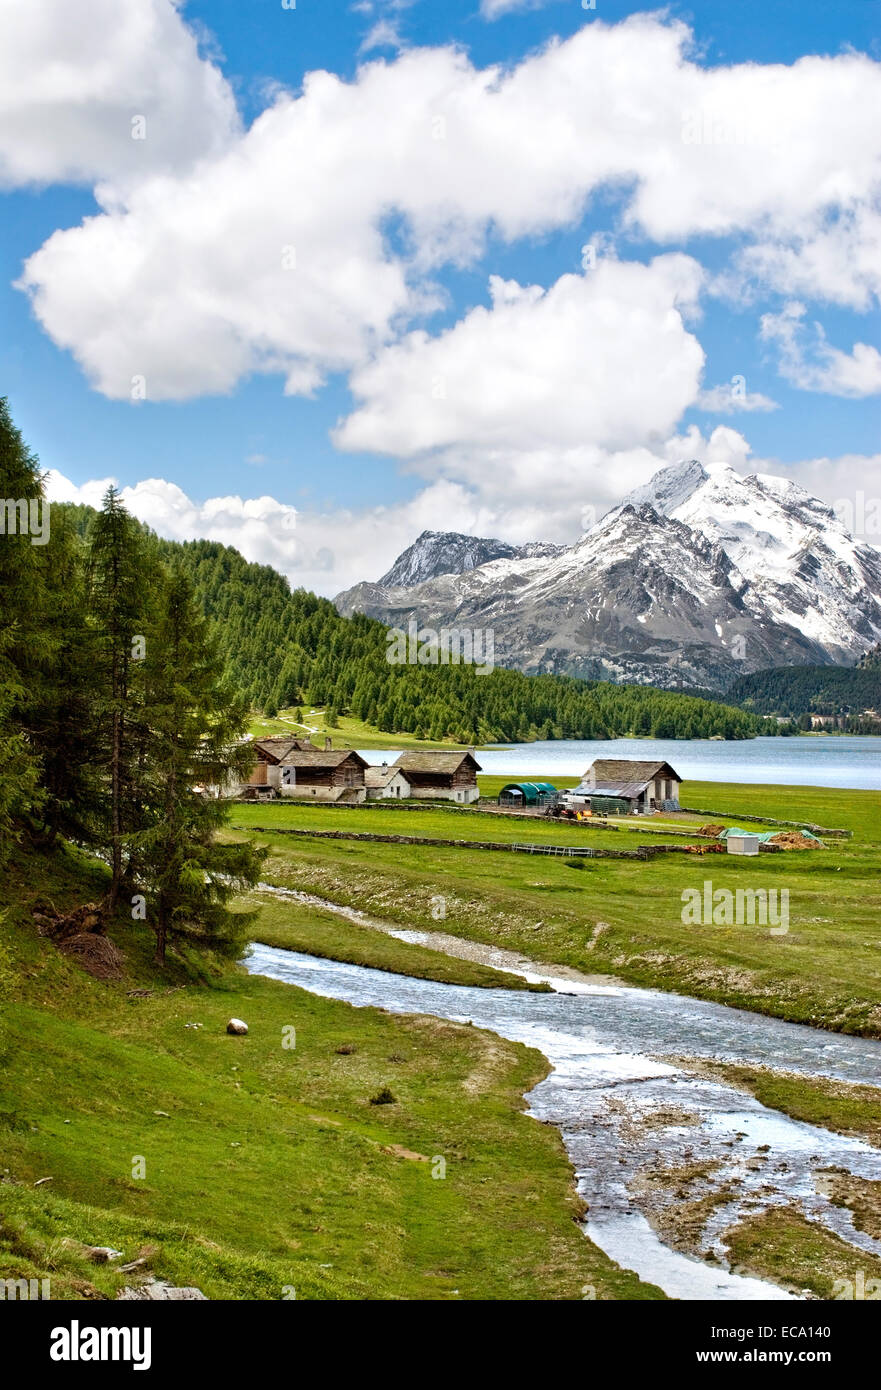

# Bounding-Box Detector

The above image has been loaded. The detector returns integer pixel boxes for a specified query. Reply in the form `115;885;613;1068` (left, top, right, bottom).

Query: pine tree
0;399;46;862
135;569;264;965
31;508;103;845
87;488;154;908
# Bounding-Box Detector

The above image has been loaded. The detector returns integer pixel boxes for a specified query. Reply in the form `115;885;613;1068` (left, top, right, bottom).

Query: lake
358;735;881;790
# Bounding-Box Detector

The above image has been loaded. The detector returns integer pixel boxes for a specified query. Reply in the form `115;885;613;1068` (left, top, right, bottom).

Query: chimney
325;736;332;751
382;760;388;769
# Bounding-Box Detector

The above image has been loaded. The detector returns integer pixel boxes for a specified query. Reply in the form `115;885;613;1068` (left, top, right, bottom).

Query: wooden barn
241;736;314;796
277;749;368;802
563;758;682;814
392;751;482;803
242;737;368;802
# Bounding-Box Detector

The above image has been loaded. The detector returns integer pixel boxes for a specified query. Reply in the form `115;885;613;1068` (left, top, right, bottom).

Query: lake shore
358;734;881;790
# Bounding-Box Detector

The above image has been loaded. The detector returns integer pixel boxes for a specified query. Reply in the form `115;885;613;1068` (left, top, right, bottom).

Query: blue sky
1;0;879;591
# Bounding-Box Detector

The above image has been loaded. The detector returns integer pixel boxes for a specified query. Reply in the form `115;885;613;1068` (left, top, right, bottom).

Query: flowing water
246;887;881;1301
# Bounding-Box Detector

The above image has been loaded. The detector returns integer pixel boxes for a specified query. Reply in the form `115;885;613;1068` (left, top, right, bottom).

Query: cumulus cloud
16;16;881;402
731;206;881;313
760;302;881;397
44;468;489;594
334;255;707;500
0;0;239;189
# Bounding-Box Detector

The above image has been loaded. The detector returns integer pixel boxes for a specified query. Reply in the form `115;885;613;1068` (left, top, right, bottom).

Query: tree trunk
109;705;122;909
154;899;167;967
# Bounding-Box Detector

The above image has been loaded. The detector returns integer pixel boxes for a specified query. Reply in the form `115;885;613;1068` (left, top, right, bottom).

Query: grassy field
227;780;881;1035
231;800;704;848
0;842;657;1301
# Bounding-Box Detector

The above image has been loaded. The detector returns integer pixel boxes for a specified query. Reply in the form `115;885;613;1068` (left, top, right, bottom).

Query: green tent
498;781;558;806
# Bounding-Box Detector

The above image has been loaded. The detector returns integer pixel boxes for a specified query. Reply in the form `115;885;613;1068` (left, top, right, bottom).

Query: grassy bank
723;1207;881;1299
231;800;700;849
674;1059;881;1148
247;891;547;991
0;843;655;1301
227;781;881;1035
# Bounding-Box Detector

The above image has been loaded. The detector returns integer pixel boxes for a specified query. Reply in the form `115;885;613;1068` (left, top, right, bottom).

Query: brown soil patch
380;1144;429;1162
630;1159;733;1255
768;831;825;850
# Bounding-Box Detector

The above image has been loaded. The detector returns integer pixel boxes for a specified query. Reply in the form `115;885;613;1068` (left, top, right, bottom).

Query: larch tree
87;487;154;908
136;567;264;965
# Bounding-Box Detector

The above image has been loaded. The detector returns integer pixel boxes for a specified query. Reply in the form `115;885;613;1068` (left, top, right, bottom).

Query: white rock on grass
118;1280;207;1301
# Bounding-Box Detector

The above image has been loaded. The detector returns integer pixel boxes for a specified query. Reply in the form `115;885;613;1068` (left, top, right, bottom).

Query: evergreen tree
0;399;46;862
136;569;264;964
86;488;154;908
31;508;103;845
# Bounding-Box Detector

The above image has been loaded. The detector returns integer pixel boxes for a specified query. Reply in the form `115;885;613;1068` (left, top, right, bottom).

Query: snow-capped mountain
340;531;564;622
631;462;881;660
334;462;881;690
378;530;562;587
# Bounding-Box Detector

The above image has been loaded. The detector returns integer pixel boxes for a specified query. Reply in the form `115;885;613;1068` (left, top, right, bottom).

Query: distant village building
242;737;368;802
563;758;682;814
392;751;482;803
364;762;412;800
240;740;480;804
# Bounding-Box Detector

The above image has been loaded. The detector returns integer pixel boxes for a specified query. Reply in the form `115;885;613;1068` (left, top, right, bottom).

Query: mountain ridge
334;461;881;692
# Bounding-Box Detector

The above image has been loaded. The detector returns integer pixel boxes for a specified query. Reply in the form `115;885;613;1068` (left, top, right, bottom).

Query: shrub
369;1086;396;1106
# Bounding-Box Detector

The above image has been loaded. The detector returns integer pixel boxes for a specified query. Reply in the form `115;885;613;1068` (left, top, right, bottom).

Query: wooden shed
392;751;482;803
277;749;369;802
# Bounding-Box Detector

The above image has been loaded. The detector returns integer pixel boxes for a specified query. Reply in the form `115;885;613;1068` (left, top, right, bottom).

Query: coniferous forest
0;400;264;963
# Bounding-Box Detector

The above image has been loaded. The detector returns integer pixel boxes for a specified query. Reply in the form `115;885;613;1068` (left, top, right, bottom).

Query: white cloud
480;0;556;18
43;468;488;594
16;16;881;402
335;255;707;486
731;206;881;313
360;19;404;53
0;0;239;189
696;384;779;413
760;302;881;397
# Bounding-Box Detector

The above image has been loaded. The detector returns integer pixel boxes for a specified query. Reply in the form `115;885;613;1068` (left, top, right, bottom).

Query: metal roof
589;782;652;799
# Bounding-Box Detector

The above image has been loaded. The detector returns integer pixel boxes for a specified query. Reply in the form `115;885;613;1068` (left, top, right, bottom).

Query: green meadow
228;780;881;1036
0;843;655;1301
